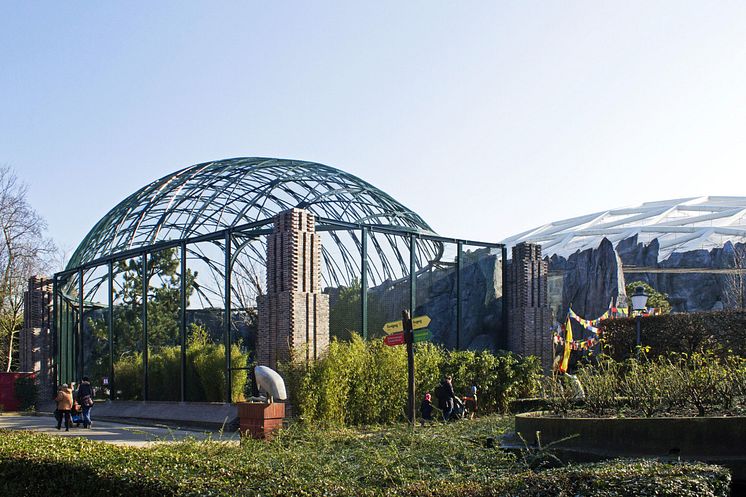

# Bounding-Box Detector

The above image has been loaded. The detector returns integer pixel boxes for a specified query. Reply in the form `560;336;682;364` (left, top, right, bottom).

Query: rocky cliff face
548;238;626;319
624;239;746;312
549;235;746;314
367;247;504;351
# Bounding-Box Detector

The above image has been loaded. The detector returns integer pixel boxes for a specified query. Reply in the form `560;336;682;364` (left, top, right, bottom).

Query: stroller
449;396;469;421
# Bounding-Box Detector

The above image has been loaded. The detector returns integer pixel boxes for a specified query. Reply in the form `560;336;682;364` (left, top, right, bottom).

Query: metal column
224;231;233;403
108;261;114;400
141;252;149;401
409;235;416;313
78;269;84;383
501;245;509;351
180;242;187;402
360;227;369;340
456;241;463;350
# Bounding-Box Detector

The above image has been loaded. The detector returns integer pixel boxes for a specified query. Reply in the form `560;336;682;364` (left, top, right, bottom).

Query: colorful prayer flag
559;316;573;373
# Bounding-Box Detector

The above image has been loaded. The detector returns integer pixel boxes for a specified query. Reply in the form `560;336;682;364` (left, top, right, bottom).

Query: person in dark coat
420;392;434;425
437;376;457;421
76;376;95;429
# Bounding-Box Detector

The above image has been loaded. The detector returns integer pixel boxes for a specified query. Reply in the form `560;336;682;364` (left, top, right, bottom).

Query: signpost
382;312;431;426
413;329;431;343
412;316;431;330
383;331;406;346
383;315;430;335
383;320;404;334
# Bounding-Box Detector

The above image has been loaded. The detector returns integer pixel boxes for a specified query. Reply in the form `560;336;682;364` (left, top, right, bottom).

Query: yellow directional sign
383;315;431;334
383;320;404;334
412;315;431;330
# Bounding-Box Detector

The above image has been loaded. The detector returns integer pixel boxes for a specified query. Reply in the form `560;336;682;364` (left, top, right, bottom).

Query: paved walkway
0;414;240;447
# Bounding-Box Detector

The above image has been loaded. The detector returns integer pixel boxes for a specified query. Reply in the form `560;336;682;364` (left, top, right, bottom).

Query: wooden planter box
237;402;285;439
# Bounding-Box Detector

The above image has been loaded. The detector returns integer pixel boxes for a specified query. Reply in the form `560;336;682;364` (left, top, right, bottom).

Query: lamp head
630;286;649;311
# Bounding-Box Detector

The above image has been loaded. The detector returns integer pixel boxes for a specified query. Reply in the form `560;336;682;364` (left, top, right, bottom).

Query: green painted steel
52;156;505;403
67;157;436;288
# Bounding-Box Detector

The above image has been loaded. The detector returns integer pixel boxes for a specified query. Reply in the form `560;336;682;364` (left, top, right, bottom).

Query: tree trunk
5;330;13;372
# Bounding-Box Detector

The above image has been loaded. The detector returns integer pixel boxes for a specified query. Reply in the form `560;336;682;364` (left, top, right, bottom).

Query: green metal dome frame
53;157;505;402
68;157;438;288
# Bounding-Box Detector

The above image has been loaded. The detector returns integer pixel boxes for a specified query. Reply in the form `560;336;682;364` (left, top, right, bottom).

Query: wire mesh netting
366;232;413;340
111;255;144;400
460;244;505;351
82;264;110;399
55;220;504;402
415;240;458;349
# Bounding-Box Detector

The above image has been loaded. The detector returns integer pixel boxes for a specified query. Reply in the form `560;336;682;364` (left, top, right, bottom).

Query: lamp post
630;286;649;351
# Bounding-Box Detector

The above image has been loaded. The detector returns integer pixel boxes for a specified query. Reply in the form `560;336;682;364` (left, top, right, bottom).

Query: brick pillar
507;243;552;371
256;208;330;369
20;276;54;394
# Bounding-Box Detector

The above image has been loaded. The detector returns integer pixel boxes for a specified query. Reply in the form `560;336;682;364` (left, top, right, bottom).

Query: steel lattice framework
67;157;440;293
503;196;746;260
54;157;505;399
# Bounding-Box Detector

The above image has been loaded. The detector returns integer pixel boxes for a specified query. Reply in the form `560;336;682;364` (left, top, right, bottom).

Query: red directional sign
384;331;406;347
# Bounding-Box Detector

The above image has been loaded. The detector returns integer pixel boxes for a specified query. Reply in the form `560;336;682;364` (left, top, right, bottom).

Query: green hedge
280;335;542;425
113;326;249;402
0;425;730;497
509;459;731;497
600;310;746;359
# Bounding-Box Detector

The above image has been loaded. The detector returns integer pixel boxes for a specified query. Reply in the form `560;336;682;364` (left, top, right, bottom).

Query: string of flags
554;303;627;367
554;302;664;371
553;334;599;350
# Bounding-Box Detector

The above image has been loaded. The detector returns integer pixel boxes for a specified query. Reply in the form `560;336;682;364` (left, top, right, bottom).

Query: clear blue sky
2;1;746;258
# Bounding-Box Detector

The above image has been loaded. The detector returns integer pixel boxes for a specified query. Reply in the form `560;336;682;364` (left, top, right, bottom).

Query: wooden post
403;309;415;426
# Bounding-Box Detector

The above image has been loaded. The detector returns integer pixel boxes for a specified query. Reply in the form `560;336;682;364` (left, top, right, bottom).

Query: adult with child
54;383;73;431
76;376;95;429
436;375;457;421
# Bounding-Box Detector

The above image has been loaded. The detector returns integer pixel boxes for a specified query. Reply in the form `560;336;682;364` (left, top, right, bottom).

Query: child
464;385;478;419
420;392;434;425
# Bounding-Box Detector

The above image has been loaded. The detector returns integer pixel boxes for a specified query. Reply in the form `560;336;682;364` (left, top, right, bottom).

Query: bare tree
723;242;746;310
0;166;55;371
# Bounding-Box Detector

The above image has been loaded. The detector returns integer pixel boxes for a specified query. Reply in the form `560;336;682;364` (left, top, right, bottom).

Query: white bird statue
254;365;287;403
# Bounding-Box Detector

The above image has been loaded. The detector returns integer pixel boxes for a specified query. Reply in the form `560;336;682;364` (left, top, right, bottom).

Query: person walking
76;376;95;429
54;384;73;431
436;375;457;421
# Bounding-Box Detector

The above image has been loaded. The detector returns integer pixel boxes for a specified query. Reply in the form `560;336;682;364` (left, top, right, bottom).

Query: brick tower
256;208;330;369
20;276;54;394
507;243;552;371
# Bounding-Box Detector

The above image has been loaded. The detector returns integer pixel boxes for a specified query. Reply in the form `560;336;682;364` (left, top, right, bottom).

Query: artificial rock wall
256;209;330;369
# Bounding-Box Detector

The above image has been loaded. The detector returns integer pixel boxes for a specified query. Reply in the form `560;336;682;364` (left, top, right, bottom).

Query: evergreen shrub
112;325;248;402
563;352;746;417
600;310;746;359
0;427;731;497
281;334;541;425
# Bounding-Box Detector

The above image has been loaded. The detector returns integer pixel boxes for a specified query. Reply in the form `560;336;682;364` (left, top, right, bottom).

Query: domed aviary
69;157;434;268
67;157;443;297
